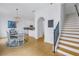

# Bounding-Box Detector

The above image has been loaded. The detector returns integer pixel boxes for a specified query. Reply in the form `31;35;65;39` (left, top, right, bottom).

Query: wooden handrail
74;4;79;16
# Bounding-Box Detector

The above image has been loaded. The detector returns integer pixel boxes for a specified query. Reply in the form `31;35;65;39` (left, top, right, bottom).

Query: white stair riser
64;22;79;23
64;23;79;24
63;27;79;28
62;29;79;31
64;22;79;24
62;30;79;31
65;22;79;23
64;24;79;26
60;40;79;47
63;27;79;29
62;28;79;29
65;21;79;22
64;23;75;24
62;30;79;32
61;31;79;34
60;37;79;42
63;25;79;27
61;34;79;38
63;28;79;29
64;25;79;27
64;23;79;25
59;44;79;53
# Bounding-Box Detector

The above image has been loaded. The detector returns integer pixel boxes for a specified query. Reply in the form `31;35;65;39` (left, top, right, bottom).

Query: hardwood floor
0;37;63;56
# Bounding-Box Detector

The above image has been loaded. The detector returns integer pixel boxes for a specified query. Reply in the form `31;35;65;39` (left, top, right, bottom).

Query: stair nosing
59;40;79;47
58;47;79;56
61;32;79;35
59;44;79;54
60;36;79;42
61;34;79;39
60;39;79;44
57;49;73;56
59;42;79;50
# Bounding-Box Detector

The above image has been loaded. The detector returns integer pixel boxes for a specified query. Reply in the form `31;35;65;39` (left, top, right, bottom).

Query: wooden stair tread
58;47;79;56
61;35;79;39
61;33;79;35
60;36;79;40
62;27;79;29
60;39;79;44
61;32;79;35
59;42;79;50
63;28;79;29
54;52;64;56
62;30;79;32
61;33;79;36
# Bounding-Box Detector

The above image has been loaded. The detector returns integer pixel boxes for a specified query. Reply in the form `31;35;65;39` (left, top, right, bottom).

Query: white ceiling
0;3;78;20
0;3;49;20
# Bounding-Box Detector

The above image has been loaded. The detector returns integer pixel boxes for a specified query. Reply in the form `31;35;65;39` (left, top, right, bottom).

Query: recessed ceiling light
32;10;36;13
50;3;53;5
16;8;19;11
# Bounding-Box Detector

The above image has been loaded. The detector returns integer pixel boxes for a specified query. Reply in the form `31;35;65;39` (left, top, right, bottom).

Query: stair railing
74;4;79;16
54;22;59;53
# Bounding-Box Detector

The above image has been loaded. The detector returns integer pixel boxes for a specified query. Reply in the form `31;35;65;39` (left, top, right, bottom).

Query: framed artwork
8;21;16;28
48;20;53;27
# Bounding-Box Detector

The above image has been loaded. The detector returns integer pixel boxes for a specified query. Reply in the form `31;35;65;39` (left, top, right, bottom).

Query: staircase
57;15;79;56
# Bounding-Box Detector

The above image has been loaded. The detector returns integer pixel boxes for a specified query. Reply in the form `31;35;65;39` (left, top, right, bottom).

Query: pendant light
14;8;21;23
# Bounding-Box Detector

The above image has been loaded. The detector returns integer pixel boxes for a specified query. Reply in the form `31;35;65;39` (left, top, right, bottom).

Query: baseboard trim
38;36;43;39
0;36;7;39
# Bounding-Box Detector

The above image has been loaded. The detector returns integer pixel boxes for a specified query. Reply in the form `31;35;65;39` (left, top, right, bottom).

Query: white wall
0;16;9;37
0;3;64;45
17;18;34;33
59;4;65;34
34;3;62;44
0;16;34;37
0;18;1;37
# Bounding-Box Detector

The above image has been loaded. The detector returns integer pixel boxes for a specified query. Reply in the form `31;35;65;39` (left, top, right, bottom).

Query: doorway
37;17;45;42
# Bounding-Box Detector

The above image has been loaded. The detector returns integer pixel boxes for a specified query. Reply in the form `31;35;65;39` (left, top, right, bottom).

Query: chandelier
14;8;21;22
